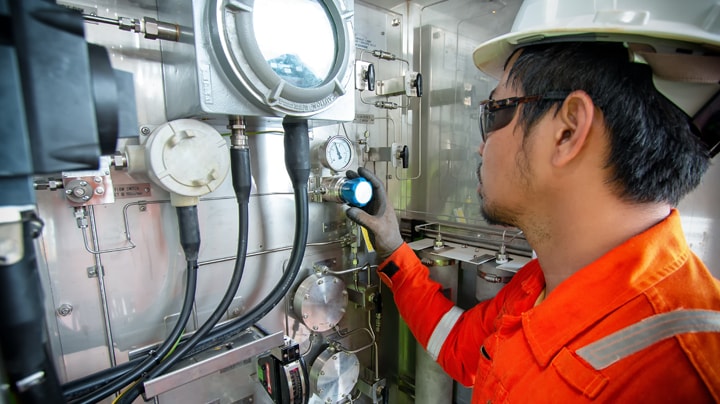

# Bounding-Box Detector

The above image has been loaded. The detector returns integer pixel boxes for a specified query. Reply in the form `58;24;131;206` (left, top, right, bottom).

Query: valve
355;61;375;92
391;143;409;168
317;177;373;207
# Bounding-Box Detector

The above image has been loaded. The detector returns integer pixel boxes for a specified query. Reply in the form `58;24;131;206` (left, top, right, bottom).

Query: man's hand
345;167;403;261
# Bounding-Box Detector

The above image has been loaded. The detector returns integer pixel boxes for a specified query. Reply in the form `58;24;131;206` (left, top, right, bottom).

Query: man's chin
480;203;514;228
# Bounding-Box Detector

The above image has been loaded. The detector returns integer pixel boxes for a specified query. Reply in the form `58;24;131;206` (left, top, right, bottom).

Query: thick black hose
69;260;196;403
68;206;201;404
118;148;253;403
65;119;310;399
193;187;308;350
63;146;255;399
180;117;310;354
62;359;136;399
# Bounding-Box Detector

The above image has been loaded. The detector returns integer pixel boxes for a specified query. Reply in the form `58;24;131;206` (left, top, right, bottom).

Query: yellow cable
111;381;137;404
361;226;375;253
110;331;183;404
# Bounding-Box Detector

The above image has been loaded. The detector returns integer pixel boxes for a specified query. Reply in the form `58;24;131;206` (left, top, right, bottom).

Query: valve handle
399;145;409;169
365;64;375;92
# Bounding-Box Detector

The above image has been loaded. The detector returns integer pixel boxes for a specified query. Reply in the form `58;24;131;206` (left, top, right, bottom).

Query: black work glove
345;167;403;261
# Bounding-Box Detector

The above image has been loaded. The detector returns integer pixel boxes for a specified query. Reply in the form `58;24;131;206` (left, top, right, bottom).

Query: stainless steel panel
143;330;284;398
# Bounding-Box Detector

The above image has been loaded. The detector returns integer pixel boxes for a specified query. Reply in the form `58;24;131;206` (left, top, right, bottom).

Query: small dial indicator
320;136;354;171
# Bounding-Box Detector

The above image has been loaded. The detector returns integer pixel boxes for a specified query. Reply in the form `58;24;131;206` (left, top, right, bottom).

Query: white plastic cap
473;0;720;115
144;119;230;205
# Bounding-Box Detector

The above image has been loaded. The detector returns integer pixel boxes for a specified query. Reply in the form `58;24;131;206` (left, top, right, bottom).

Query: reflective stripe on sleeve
426;306;464;361
576;309;720;370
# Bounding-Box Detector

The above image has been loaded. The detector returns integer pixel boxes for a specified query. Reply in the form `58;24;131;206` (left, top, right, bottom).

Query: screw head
56;304;73;316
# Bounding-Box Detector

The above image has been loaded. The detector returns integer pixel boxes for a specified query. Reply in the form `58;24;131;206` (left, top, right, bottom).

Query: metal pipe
87;206;117;368
197;239;346;266
413;221;532;256
334;325;375;354
82;14;120;26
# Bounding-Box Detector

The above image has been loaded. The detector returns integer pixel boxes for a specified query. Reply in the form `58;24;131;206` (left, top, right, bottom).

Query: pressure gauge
319;136;354;172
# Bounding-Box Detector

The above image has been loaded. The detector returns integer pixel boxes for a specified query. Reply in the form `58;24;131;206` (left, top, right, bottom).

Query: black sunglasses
478;92;569;142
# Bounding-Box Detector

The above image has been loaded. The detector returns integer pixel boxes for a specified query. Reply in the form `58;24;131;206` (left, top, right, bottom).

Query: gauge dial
320;136;354;171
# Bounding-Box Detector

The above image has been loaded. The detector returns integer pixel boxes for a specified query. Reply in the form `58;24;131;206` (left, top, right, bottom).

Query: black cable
68;206;200;404
174;117;311;357
118;148;253;403
62;359;137;400
63;146;254;400
66;118;310;401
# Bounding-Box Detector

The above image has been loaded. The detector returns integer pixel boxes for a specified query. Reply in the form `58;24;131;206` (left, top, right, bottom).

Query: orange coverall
378;209;720;402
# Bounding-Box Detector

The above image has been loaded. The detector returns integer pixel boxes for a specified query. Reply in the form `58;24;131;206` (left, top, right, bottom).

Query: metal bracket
87;265;100;278
143;331;284;399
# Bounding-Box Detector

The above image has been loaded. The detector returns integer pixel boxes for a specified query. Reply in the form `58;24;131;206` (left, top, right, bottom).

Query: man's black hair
507;42;710;206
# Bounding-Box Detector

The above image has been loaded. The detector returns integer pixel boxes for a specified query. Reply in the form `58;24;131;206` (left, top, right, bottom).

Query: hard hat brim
473;28;720;80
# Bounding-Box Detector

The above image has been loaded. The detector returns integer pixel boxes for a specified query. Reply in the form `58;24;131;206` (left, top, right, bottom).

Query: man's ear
551;90;595;168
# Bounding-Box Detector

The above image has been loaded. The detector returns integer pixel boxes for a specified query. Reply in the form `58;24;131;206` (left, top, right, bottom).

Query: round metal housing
309;348;359;403
293;273;348;332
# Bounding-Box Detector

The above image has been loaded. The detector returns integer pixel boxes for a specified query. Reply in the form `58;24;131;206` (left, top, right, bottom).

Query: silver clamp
477;270;513;284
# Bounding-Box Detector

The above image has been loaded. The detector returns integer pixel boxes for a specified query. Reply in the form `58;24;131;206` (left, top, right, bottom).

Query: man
346;1;720;402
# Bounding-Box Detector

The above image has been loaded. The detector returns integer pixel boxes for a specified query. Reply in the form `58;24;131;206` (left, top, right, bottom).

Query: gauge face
320;136;353;171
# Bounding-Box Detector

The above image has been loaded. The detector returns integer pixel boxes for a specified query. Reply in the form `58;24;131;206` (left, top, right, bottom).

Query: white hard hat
473;0;720;116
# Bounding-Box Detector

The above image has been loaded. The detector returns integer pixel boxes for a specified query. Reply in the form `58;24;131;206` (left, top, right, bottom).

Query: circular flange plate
293;273;348;332
310;348;359;403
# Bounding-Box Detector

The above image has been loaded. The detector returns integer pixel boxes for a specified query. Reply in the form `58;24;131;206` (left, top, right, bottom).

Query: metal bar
413;222;532;256
82;14;120;26
142;331;284;398
87;206;117;368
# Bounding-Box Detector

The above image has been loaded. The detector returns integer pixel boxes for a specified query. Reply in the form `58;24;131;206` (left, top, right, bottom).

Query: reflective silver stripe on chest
576;309;720;370
427;306;464;361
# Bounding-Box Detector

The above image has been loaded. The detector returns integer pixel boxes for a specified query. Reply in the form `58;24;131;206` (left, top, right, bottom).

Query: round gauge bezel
319;135;354;171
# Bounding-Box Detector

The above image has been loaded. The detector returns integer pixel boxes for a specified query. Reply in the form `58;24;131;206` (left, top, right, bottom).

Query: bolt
141;126;151;135
93;176;102;183
65;189;72;195
82;195;91;201
95;187;105;195
56;304;73;317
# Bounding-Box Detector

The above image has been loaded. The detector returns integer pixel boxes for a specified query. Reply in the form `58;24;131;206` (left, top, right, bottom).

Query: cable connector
228;116;248;149
371;50;397;61
495;244;508;264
